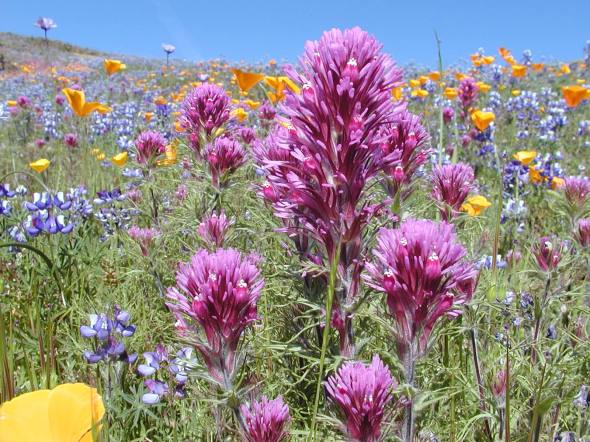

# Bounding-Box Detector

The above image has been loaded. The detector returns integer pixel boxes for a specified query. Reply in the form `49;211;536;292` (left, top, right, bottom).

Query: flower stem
310;244;341;440
469;328;493;440
402;345;416;442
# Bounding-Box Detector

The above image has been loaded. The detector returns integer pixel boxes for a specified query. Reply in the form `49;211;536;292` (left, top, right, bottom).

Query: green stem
434;30;444;166
310;243;341;440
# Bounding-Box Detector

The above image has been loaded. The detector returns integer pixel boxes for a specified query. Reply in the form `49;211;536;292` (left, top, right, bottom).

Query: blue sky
2;0;589;67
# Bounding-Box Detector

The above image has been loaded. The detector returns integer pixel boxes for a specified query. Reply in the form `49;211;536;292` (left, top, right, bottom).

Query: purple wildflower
180;84;231;153
34;17;57;31
325;355;395;441
198;210;233;248
431;163;475;220
458;77;478;110
365;219;476;355
204;136;246;189
63;133;78;148
166;248;263;389
240;395;291;442
532;236;563;272
562;176;590;209
128;226;160;256
134;130;167;167
256;27;403;356
576;219;590;247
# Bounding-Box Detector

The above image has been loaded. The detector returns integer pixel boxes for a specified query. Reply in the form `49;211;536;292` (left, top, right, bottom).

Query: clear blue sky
2;0;589;66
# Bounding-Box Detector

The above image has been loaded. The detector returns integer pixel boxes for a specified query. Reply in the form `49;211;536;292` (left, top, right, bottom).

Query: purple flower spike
562;176;590;209
204;136;246;189
128;226;161;256
166;248;263;389
326;355;395;442
240;395;290;442
576;219;590;247
365;219;476;356
198;210;233;248
458;77;478;110
180;83;231;153
134;130;167;167
431;163;475;220
532;236;563;272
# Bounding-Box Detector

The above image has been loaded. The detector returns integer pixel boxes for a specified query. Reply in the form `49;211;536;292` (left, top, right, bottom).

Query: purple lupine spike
431;163;475;220
198;210;233;248
240;395;291;442
166;248;263;389
365;219;476;356
325;355;395;442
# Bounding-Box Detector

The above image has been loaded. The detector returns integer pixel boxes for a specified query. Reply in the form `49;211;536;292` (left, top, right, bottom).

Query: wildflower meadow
1;14;590;442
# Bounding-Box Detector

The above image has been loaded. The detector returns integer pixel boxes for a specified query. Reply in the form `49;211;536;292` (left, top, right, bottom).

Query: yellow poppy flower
577;79;586;85
62;88;110;117
0;383;104;442
511;65;526;78
532;63;545;72
529;166;544;184
471;110;495;131
513;150;537;165
551;177;565;190
476;82;491;93
6;100;17;107
409;79;421;88
562;85;589;108
243;99;261;110
391;86;404;101
231;68;265;93
231;107;248;122
428;71;441;82
103;59;126;76
443;87;458;99
411;89;429;98
157;139;179;166
455;72;467;81
144;112;154;122
29;159;50;173
461;195;492;216
511;90;521;96
560;64;571;75
481;55;495;65
418;75;429;85
154;96;167;106
112;152;128;167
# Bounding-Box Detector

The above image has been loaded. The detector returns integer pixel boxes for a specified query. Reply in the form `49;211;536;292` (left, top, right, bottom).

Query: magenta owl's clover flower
431;163;475;220
258;101;276;121
365;219;476;356
238;127;257;145
198;210;233;248
458;77;478;110
240;395;291;442
576;219;590;247
325;355;396;442
63;132;78;148
443;106;455;123
379;110;431;201
532;236;563;272
128;226;161;256
134;130;167;167
180;84;231;154
257;27;404;356
204;136;246;189
562;176;590;209
166;248;263;389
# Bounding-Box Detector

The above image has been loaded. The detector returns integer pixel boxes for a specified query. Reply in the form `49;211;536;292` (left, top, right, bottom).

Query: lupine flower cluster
137;344;195;404
24;191;74;236
80;305;137;364
93;188;139;240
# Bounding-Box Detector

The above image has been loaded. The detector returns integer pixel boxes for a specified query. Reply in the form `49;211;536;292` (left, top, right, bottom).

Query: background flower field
0;24;590;442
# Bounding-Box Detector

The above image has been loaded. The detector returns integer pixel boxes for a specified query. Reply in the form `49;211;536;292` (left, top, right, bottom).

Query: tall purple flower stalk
128;226;160;256
325;355;395;441
256;27;403;357
458;77;478;111
431;163;475;220
379;110;431;204
166;248;263;390
198;210;233;248
562;176;590;213
240;395;291;442
365;219;476;440
180;84;231;155
135;130;167;168
204;136;246;189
